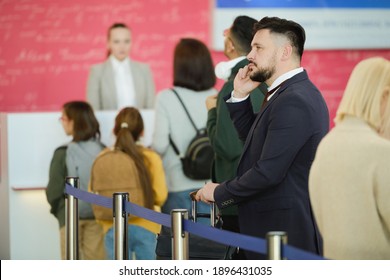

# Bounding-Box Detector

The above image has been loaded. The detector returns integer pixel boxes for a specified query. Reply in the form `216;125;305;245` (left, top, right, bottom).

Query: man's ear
226;38;235;54
281;44;293;61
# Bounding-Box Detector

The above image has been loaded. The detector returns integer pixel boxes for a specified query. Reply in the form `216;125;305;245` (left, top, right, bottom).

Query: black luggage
155;196;233;260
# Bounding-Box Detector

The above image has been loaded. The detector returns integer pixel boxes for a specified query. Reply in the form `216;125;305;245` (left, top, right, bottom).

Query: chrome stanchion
171;209;189;260
210;202;216;227
266;231;287;260
65;177;79;260
191;200;197;222
113;192;129;260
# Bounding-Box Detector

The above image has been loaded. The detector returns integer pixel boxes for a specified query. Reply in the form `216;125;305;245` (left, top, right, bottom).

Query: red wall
1;0;389;127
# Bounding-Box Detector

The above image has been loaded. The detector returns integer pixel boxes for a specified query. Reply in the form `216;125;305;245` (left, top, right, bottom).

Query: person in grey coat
86;23;155;110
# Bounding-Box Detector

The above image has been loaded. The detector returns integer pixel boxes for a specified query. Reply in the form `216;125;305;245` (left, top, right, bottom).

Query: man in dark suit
196;16;329;259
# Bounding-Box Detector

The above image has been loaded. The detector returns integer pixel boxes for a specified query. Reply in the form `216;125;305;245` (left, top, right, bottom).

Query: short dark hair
173;38;216;91
230;15;257;55
253;17;306;60
63;101;100;142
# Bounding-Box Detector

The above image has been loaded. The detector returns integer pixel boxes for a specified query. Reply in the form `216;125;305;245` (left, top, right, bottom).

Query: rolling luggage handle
189;190;219;227
155;191;230;260
188;190;238;260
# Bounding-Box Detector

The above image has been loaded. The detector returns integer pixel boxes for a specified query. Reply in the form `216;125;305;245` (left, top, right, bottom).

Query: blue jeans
104;225;157;260
162;189;211;225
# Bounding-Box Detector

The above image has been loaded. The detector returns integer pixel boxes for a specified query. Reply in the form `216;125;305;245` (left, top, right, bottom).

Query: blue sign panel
213;0;390;49
216;0;390;8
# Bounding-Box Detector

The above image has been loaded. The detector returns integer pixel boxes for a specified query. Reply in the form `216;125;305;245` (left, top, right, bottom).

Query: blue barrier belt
65;184;326;259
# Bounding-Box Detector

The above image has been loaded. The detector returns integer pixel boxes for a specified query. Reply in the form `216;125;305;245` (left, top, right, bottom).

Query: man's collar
268;67;304;92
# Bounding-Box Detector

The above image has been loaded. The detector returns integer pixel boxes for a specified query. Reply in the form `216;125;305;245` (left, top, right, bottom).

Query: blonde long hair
335;57;390;138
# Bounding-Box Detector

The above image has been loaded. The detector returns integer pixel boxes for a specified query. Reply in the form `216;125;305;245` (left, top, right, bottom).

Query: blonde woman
309;57;390;259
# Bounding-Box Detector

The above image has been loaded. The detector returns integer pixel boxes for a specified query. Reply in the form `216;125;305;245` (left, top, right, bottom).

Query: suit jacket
86;59;155;110
309;116;390;260
214;70;329;259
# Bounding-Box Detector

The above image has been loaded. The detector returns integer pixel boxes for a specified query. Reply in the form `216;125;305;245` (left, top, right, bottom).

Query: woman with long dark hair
152;38;217;215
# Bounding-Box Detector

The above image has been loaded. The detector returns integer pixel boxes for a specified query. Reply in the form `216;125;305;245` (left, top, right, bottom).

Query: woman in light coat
309;57;390;259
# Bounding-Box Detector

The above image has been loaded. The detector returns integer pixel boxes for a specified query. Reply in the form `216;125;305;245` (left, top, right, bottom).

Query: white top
152;86;217;192
110;56;137;109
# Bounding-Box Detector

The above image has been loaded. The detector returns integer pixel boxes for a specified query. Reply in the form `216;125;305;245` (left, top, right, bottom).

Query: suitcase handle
189;190;218;227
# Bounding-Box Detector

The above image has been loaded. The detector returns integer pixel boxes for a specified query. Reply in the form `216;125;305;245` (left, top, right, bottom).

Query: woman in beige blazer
309;57;390;260
86;23;155;110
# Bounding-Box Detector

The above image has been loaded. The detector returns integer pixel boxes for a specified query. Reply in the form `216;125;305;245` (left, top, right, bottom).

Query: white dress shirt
110;56;137;109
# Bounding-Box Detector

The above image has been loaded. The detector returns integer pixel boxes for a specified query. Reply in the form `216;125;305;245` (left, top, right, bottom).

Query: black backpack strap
169;88;200;156
171;88;199;132
169;135;181;156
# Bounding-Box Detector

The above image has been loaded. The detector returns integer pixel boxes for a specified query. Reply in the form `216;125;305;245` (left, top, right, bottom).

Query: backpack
169;88;213;180
90;148;145;220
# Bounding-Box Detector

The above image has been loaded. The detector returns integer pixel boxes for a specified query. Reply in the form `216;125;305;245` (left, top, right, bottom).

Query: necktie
261;81;286;109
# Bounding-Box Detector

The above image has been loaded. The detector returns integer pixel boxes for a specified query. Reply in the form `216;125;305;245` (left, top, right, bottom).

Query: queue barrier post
171;209;189;260
113;192;129;260
266;231;287;260
65;177;79;260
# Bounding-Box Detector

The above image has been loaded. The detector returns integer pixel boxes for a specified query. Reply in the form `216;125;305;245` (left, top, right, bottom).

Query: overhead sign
213;0;390;50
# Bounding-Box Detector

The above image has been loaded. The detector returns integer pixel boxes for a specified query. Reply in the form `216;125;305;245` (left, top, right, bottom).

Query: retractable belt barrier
65;183;326;260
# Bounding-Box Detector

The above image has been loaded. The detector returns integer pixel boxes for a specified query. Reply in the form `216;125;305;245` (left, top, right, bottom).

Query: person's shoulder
232;58;249;72
156;88;174;100
90;60;107;68
51;145;67;161
130;59;150;69
142;147;163;164
352;132;390;170
54;145;67;154
96;147;113;157
89;60;110;73
142;147;160;158
192;87;217;97
370;133;390;152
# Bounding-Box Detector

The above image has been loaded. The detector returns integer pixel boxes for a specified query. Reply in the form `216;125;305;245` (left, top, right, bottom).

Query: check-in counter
0;110;155;259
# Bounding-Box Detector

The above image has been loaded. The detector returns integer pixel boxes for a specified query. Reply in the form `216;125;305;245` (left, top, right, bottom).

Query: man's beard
250;66;275;83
